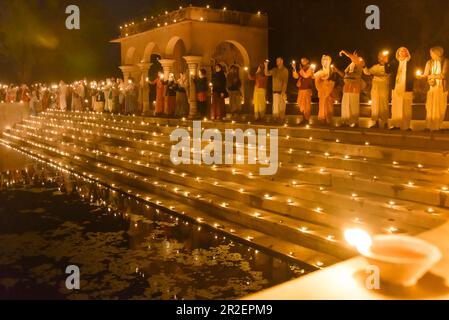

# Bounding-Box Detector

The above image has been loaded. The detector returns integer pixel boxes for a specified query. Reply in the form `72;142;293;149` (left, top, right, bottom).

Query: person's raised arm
264;61;272;77
339;50;360;65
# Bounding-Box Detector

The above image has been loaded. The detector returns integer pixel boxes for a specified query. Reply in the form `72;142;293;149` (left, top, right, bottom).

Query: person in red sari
210;63;227;120
151;72;165;116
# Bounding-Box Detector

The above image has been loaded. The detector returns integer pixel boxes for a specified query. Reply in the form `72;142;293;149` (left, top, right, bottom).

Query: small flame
344;228;372;254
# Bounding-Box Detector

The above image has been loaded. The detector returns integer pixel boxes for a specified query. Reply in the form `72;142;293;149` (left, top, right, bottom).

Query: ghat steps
2;110;449;269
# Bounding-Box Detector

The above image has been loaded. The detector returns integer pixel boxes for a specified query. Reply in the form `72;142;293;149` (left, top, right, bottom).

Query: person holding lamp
417;46;449;131
264;57;289;122
337;50;364;127
292;57;314;124
363;50;393;129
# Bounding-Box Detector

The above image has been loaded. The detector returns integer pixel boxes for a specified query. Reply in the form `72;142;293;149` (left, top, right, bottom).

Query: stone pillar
159;59;175;81
119;65;136;82
183;56;203;119
137;62;152;115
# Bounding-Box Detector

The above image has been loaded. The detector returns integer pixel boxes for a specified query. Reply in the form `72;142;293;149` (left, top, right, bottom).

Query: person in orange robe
314;55;338;125
151;72;165;116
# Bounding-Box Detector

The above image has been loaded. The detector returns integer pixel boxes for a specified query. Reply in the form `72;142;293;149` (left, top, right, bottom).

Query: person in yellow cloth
364;51;392;129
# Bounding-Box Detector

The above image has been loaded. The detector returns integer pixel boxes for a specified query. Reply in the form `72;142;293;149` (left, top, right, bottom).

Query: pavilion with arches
111;6;268;117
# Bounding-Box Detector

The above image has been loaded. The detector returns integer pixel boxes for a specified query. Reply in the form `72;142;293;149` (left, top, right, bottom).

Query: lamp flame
344;228;372;254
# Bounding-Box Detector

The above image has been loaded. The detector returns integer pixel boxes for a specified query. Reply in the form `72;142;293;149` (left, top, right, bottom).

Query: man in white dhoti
58;81;68;111
390;47;415;130
364;51;392;128
419;46;449;131
265;57;289;122
337;50;364;127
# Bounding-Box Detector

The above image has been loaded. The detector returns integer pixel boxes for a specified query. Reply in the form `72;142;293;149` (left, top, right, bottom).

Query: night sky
1;0;449;83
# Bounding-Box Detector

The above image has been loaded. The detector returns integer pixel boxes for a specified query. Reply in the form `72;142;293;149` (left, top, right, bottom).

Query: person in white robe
58;81;68;111
364;51;392;128
419;46;449;131
390;47;414;130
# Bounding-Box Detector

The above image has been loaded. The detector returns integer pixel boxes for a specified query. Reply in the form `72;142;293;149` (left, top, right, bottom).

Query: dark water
0;145;311;300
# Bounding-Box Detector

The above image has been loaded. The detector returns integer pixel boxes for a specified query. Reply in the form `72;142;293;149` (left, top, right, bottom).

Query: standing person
164;73;177;117
227;65;242;116
58;81;68;111
94;87;105;113
210;63;227;120
29;89;39;116
338;50;364;127
111;81;120;114
390;47;415;130
248;63;268;121
364;51;392;128
117;79;126;114
41;87;50;112
125;78;138;115
264;57;289;122
419;46;449;131
175;72;190;117
151;72;165;116
314;55;338;125
194;68;209;118
72;82;83;112
107;79;115;113
292;58;314;124
19;85;30;103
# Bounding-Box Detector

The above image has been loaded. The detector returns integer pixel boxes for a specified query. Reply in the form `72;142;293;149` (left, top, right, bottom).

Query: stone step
27;114;449;177
16;120;449;210
41;110;449;153
22;117;449;192
7;125;442;233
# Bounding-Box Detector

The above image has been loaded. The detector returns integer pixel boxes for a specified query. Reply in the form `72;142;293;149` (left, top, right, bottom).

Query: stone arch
125;47;137;65
142;42;161;63
212;40;252;110
212;40;251;68
165;36;187;76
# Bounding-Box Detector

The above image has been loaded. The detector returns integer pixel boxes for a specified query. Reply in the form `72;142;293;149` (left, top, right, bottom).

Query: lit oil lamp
345;228;442;287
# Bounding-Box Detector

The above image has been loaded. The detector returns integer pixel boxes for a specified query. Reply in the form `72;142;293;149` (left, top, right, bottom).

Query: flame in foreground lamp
344;228;372;255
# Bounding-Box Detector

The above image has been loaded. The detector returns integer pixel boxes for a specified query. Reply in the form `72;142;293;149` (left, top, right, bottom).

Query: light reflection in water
0;145;312;300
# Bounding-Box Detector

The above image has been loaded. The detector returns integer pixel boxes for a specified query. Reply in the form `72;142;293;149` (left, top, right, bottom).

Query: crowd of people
1;46;448;131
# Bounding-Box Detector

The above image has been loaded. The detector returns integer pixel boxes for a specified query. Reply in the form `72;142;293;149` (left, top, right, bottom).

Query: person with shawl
390;47;415;130
418;46;449;131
